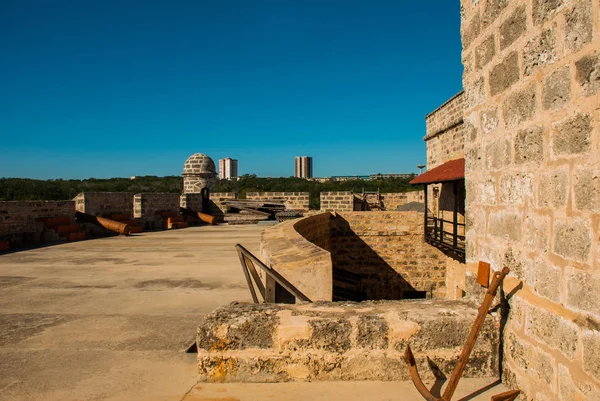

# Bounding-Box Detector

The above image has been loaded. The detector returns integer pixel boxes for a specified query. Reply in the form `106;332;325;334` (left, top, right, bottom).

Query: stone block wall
246;192;310;211
73;192;134;217
334;212;447;299
196;300;500;383
425;91;466;169
0;200;75;243
294;212;332;252
320;192;356;212
133;193;180;220
377;191;425;210
210;192;236;214
321;191;425;212
460;0;600;398
261;213;333;302
261;211;450;302
180;193;204;212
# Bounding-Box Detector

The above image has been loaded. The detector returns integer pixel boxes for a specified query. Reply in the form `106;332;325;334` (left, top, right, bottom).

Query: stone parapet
0;200;75;243
196;300;500;382
260;213;333;302
319;192;357;212
180;193;204;212
73;192;134;217
334;212;447;299
246;192;309;211
210;192;236;214
133;193;180;221
260;211;449;302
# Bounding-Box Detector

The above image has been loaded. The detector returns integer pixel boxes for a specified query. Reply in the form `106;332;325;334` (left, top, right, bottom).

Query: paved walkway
184;379;511;401
0;224;510;401
0;225;263;401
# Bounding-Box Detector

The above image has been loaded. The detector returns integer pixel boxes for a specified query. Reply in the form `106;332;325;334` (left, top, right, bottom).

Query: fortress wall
460;0;600;398
246;192;310;211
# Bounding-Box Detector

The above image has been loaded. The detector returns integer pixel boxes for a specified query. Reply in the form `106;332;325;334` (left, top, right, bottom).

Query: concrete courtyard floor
0;224;509;401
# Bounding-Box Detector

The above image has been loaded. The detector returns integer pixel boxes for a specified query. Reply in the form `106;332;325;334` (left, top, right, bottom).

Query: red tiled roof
409;158;465;185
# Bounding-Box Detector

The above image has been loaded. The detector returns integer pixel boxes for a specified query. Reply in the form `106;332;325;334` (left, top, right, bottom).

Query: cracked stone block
480;107;499;134
524;28;557;76
503;84;537;128
551;113;592;156
514;126;544;165
566;268;600;315
461;10;481;50
482;0;509;27
575;52;600;96
553;219;591;262
476;34;496;70
489;52;520;96
500;5;526;50
564;0;593;54
542;66;571;110
532;0;565;25
526;305;578;358
537;168;568;209
574;168;599;211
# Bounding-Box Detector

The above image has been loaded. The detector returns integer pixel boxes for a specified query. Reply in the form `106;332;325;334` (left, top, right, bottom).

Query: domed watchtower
182;153;217;193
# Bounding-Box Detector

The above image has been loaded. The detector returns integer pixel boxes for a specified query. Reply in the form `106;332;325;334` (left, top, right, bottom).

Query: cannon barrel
75;212;131;235
179;207;217;225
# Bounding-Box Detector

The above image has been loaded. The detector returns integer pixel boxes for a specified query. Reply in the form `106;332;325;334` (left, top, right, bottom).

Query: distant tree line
0;174;419;210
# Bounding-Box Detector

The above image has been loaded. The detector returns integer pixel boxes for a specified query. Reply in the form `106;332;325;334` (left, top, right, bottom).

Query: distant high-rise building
218;157;238;180
294;156;313;179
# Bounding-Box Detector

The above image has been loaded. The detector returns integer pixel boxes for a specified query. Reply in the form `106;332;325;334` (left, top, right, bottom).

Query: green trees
0;175;418;208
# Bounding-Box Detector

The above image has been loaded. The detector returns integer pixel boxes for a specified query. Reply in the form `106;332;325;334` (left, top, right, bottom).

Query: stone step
196;300;501;383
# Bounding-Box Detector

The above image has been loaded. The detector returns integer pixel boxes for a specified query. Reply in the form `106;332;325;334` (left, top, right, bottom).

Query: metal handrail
235;244;312;303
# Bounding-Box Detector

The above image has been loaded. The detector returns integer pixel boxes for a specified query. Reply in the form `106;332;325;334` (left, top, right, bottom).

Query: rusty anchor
403;266;520;401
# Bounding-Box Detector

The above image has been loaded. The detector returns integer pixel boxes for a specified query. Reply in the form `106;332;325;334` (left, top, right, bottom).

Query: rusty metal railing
235;244;312;303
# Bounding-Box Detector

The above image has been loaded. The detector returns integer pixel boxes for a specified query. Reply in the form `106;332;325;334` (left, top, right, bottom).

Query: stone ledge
260;213;333;302
197;300;500;383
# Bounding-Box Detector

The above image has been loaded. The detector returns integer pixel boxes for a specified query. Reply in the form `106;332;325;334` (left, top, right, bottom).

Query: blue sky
0;0;463;179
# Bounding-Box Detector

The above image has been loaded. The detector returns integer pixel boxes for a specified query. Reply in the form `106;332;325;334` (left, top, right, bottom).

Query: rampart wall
261;211;449;302
210;192;236;214
460;0;600;398
425;91;466;169
333;212;447;299
246;192;310;211
73;192;134;217
180;193;204;212
320;191;425;212
319;192;356;212
133;193;181;219
0;200;75;244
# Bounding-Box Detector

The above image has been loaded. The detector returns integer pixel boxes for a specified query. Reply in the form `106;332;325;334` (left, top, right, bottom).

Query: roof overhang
409;158;465;185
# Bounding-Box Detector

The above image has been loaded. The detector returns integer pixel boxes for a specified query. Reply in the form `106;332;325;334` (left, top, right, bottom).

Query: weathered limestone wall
260;212;449;301
246;192;310;211
321;191;424;212
320;191;356;212
334;212;447;299
73;192;134;217
425;91;466;169
294;211;332;252
180;193;204;212
261;213;333;302
370;191;425;210
210;192;236;214
196;300;500;382
0;200;75;242
133;193;180;220
460;0;600;398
